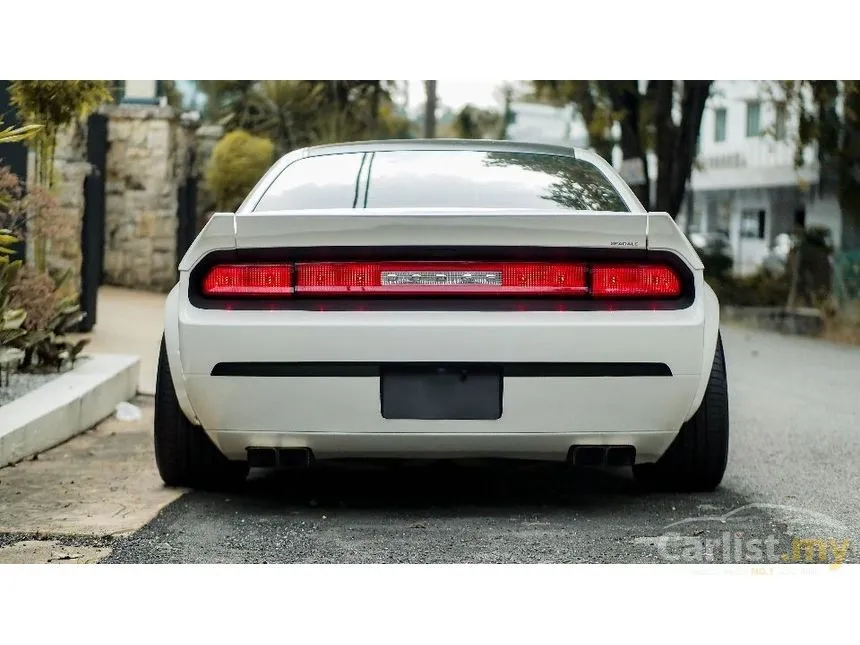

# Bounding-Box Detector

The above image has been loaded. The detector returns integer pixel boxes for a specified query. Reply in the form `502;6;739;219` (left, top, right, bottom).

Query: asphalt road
95;325;860;565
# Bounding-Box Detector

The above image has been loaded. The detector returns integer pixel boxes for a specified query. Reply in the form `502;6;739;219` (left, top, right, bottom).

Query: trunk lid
233;208;646;252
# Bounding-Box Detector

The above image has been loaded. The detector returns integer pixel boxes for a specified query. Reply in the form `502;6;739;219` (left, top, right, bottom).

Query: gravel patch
0;370;63;407
0;531;118;550
0;358;90;408
102;463;769;564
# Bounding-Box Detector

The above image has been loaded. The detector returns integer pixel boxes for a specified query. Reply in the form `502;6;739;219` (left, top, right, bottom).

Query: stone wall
29;123;91;294
101;104;192;292
36;105;221;294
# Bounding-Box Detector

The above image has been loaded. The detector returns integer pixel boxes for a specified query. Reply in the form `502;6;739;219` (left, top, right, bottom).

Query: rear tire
634;333;729;492
154;336;248;490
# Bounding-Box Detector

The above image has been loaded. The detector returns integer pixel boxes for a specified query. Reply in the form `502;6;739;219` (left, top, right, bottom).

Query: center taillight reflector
295;262;588;295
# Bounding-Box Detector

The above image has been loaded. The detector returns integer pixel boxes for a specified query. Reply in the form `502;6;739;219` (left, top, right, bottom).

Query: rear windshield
253;149;629;212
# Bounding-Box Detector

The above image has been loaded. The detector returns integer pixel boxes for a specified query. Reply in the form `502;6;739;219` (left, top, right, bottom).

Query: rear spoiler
646;212;704;271
178;210;703;272
178;212;236;272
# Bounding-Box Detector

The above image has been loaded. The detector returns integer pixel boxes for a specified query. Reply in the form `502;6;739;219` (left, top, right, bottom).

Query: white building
681;81;841;275
507;82;845;276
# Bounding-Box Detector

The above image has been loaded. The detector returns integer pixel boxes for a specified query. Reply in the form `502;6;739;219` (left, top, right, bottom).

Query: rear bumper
168;273;712;462
210;430;679;463
184;370;700;433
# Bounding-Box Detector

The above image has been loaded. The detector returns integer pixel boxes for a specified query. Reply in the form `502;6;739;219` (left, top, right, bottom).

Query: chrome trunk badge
380;271;503;286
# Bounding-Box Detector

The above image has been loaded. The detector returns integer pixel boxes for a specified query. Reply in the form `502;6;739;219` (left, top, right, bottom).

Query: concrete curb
0;354;140;468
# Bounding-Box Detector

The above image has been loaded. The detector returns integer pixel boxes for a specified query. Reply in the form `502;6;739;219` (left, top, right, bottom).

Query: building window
714;108;727;142
775;103;787;141
716;201;731;235
746;101;762;137
741;209;766;239
794;207;806;229
688;206;704;233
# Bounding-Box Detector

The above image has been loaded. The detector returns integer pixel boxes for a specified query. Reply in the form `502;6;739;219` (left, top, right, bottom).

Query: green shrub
700;249;734;282
7;265;88;372
786;226;833;307
205;130;275;212
0;171;89;376
1;229;27;380
710;271;792;307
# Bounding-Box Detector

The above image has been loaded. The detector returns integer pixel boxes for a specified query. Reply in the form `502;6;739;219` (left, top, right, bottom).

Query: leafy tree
197;80;257;123
160;80;184;110
530;80;712;216
375;102;412;139
453;104;502;139
0;119;41;146
205;130;275;212
9;81;113;189
197;80;402;156
531;81;616;161
230;80;326;153
775;80;860;250
9;81;113;273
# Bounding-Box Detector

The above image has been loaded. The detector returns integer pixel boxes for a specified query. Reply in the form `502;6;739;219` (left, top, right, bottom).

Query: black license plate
380;365;503;420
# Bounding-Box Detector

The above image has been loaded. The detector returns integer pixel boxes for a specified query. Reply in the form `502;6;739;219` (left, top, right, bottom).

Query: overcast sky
177;80;517;112
404;79;512;110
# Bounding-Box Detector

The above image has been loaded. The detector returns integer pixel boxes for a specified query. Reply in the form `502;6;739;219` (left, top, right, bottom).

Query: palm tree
0;120;40;145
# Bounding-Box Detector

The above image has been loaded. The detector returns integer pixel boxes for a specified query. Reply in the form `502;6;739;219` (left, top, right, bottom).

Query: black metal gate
0;80;29;259
176;146;198;275
79;113;108;332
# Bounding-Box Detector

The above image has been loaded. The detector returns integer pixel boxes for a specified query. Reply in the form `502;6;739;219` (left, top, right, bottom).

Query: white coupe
155;139;728;492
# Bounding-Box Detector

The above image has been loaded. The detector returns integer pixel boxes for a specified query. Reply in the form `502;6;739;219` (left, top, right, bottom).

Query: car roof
303;138;584;159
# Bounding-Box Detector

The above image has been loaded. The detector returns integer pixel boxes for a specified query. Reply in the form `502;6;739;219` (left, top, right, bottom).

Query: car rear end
164;142;718;469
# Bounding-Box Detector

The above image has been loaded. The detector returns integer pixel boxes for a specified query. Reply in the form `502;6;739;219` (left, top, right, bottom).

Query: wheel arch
683;280;722;422
163;283;201;425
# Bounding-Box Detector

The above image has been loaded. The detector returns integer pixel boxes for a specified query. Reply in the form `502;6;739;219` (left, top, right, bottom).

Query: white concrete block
0;355;140;467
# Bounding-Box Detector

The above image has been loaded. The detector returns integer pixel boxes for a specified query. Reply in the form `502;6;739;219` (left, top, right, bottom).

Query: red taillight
591;264;681;298
294;262;588;296
202;264;293;296
201;261;682;299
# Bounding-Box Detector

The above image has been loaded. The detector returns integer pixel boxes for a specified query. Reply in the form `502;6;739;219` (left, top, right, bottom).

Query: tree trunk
335;81;349;112
838;81;860;250
369;81;381;135
423;80;437;138
654;80;711;218
602;81;650;209
574;82;613;162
